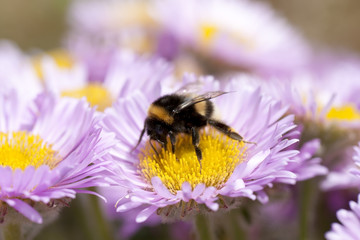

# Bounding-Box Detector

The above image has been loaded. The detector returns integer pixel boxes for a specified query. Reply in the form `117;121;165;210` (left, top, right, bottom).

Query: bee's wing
172;91;230;114
174;82;203;95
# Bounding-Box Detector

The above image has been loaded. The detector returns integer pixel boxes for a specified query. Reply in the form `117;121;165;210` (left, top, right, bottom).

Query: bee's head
146;117;169;145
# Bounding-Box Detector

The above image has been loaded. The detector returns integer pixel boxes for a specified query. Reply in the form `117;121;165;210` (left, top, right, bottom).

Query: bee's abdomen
194;100;214;118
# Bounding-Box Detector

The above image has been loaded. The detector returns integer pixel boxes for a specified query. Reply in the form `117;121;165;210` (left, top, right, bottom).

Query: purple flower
321;170;360;191
31;48;79;82
40;50;172;111
251;58;360;192
103;51;174;99
320;135;360;192
263;59;360;128
351;143;360;178
287;138;328;181
0;91;115;224
102;75;299;223
65;35;116;82
324;143;360;191
156;0;311;74
221;75;328;181
326;194;360;240
101;185;191;239
256;57;360;195
325;144;360;239
0;41;42;101
66;0;164;80
66;0;310;75
68;0;157;41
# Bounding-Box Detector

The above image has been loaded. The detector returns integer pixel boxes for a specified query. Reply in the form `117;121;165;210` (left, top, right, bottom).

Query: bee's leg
208;119;256;144
191;127;202;172
162;138;168;151
168;131;176;154
131;123;146;152
150;139;160;158
208;119;243;140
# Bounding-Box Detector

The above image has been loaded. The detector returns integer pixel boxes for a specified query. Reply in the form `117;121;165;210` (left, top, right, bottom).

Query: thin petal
151;177;175;199
5;199;42;224
136;206;158;223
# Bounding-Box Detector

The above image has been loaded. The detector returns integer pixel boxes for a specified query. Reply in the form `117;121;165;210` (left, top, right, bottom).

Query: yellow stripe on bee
148;105;174;124
194;101;207;116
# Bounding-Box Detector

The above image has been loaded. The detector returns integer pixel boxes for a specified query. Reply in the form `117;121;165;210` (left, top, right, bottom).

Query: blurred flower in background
325;195;360;240
0;41;42;101
325;145;360;240
66;0;311;77
155;0;311;75
0;0;360;239
35;49;173;111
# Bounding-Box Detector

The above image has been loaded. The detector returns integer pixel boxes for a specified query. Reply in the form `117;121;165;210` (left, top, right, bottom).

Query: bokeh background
1;1;360;239
1;0;360;53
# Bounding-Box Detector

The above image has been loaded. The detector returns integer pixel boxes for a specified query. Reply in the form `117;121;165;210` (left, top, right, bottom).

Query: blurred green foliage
0;0;69;51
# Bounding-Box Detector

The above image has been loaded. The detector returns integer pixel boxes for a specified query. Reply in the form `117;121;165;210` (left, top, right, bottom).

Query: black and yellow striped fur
134;92;253;170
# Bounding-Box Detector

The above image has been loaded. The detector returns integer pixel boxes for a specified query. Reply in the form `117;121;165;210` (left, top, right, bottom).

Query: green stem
195;214;215;240
223;210;246;240
88;192;115;240
3;223;21;240
70;197;96;240
77;192;116;240
299;180;314;240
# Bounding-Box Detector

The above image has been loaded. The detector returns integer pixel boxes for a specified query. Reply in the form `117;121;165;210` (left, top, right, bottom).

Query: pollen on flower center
326;104;360;121
0;131;61;170
61;84;113;111
139;128;246;194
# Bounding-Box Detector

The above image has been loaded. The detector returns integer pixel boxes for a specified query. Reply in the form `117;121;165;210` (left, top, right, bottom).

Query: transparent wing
172;91;230;114
174;82;204;96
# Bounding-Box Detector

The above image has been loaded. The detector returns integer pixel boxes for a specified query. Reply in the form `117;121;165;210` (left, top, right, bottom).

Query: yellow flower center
326;104;360;121
0;131;61;170
200;24;218;43
61;84;113;112
33;49;75;79
199;23;255;50
139;129;246;194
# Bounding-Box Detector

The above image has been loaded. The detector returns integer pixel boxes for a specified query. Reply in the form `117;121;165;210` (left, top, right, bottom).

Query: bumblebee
134;90;253;169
